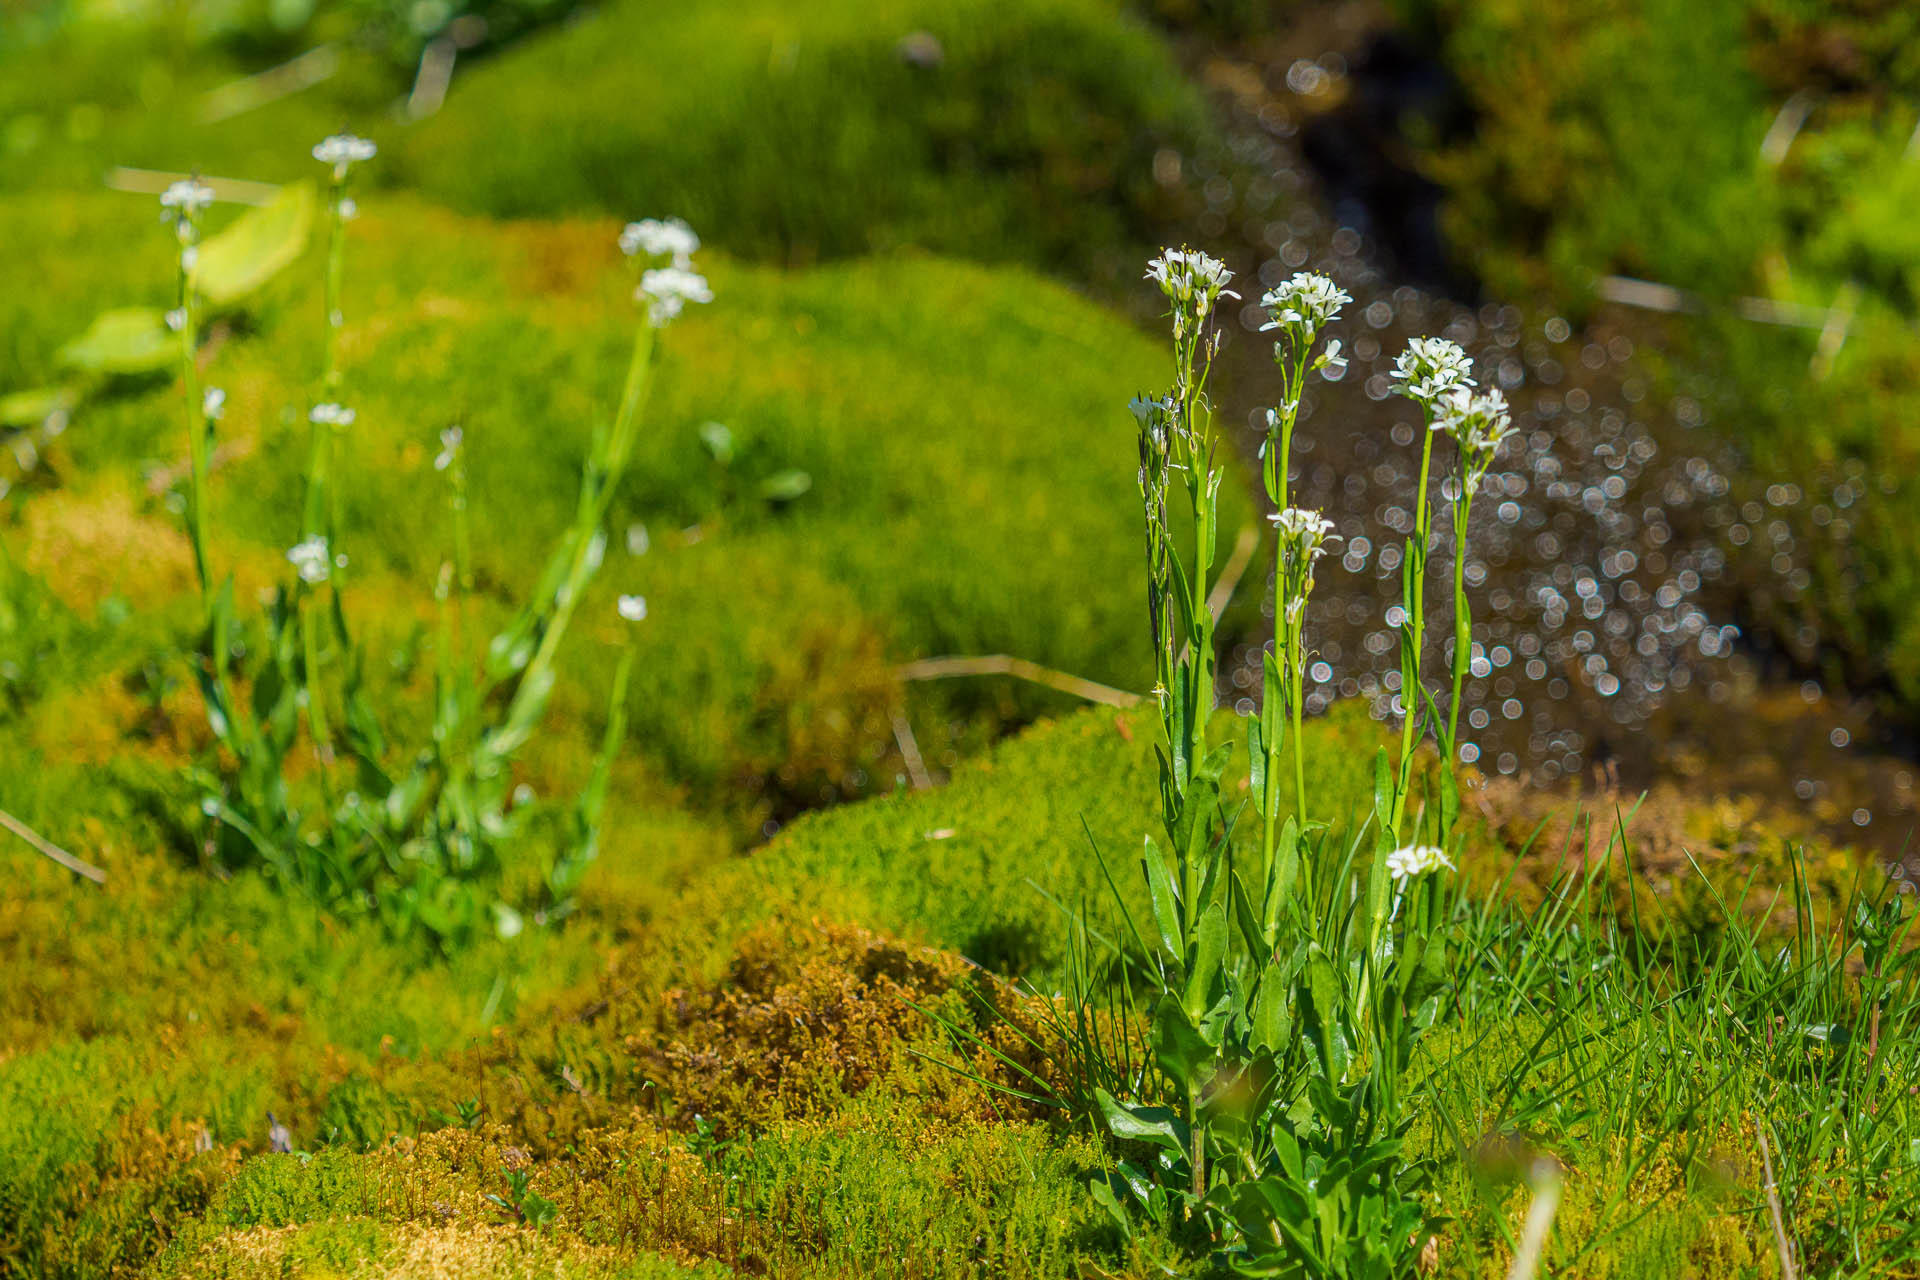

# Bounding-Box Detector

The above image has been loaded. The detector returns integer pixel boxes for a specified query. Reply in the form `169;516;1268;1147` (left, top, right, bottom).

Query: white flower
337;197;358;221
180;245;199;273
433;426;463;471
309;403;356;427
202;387;225;421
1386;843;1454;882
617;594;648;622
1431;385;1514;450
286;535;331;585
1318;338;1348;377
312;133;377;178
164;308;188;333
1268;506;1337;554
1391;337;1475;408
159;180;215;215
619;217;700;267
1259;272;1350;337
1145;247;1239;316
637;266;713;327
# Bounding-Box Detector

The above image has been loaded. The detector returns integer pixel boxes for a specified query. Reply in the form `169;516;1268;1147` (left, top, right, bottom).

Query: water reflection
1179;38;1918;867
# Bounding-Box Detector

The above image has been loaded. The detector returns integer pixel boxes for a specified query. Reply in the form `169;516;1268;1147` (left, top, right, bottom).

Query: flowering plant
169;135;700;946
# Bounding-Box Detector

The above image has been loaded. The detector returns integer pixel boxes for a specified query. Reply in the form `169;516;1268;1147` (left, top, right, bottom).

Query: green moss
394;0;1211;287
0;0;1213;287
746;701;1387;976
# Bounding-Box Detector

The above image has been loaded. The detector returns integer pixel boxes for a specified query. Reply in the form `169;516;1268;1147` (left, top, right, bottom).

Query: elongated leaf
1246;713;1265;801
1252;962;1292;1052
194;182;315;305
1140;834;1183;965
758;468;812;501
57;308;175;374
0;386;75;427
1095;1089;1189;1154
1151;996;1213;1090
1184;900;1227;1019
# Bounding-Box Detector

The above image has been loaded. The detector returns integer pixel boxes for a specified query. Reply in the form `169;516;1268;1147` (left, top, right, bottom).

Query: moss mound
2;192;1255;823
394;0;1212;286
1;0;1213;286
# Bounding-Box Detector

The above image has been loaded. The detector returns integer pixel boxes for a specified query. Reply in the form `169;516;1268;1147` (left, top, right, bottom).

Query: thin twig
1757;1116;1799;1280
895;655;1141;708
1505;1159;1562;1280
892;707;934;791
1208;524;1259;624
0;808;106;883
197;44;339;124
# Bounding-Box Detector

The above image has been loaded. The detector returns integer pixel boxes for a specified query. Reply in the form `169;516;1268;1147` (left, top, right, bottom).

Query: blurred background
2;0;1916;864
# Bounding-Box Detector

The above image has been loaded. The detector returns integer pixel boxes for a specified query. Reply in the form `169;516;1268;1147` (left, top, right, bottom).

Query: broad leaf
57;308;175;374
194;182;316;305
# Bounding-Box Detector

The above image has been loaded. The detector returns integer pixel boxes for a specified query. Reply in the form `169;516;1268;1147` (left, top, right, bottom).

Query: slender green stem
1446;485;1471;759
492;320;657;750
1389;428;1436;842
300;593;332;757
1260;343;1312;866
179;268;210;601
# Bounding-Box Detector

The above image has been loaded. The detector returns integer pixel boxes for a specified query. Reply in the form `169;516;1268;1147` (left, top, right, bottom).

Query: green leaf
1095;1089;1190;1154
1302;944;1350;1080
1184;900;1227;1019
1371;746;1392;834
57;308;175;374
0;386;75;427
697;420;735;463
194;182;316;305
759;468;812;502
1252;962;1292;1052
1140;834;1183;965
1151;996;1213;1089
1089;1175;1133;1239
1267;817;1299;937
1246;712;1265;800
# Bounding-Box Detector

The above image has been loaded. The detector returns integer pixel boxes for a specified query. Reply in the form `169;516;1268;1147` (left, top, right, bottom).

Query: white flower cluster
617;594;648;622
1390;337;1475;407
1385;843;1454;882
309;402;356;427
1432;385;1515;460
1145;247;1239;318
623;216;712;328
1270;506;1339;628
620;217;699;268
202;387;226;421
313;133;377;179
1269;506;1338;561
433;426;463;472
286;535;332;585
637;265;713;329
1260;272;1350;338
159;180;216;216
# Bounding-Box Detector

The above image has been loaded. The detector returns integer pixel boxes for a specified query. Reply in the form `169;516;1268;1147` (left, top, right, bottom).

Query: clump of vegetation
3;8;1918;1274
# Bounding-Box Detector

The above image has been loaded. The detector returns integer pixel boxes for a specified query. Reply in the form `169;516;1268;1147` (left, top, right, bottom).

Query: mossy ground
4;2;1915;1276
6;694;1904;1278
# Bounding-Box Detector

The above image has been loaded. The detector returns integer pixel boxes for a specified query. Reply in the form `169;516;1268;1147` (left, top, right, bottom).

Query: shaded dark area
1299;28;1475;300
